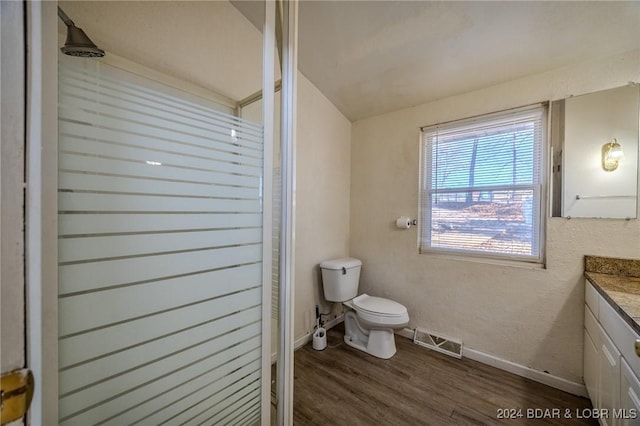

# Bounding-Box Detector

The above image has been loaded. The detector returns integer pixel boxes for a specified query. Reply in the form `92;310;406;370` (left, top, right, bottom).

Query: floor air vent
413;328;463;359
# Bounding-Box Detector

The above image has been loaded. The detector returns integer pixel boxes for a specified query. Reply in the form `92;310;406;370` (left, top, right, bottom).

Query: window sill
419;250;546;270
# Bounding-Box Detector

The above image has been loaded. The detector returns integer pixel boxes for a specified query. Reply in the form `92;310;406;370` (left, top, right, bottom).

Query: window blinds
420;105;545;262
58;57;264;425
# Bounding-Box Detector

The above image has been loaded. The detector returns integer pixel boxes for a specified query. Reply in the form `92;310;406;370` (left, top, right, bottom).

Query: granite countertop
584;255;640;335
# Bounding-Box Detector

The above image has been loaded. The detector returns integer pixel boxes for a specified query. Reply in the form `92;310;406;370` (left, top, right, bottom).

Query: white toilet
320;257;409;359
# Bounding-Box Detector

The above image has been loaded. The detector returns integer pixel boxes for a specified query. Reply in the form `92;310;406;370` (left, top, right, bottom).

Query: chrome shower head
58;7;105;58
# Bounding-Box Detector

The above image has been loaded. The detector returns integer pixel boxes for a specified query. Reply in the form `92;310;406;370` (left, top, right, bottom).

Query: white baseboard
324;314;345;330
294;314;344;350
462;347;588;398
395;327;415;340
294;333;311;351
271;335;311;364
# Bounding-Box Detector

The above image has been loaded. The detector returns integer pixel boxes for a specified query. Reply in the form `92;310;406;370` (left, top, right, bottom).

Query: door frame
1;0;27;399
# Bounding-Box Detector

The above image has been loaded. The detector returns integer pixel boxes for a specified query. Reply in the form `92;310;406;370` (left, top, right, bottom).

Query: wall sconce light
602;138;624;171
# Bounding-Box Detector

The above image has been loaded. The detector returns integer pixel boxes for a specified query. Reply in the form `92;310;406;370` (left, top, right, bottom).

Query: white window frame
418;104;547;265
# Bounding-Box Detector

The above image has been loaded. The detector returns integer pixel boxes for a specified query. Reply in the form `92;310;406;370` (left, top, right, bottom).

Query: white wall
294;73;352;341
241;73;352;346
350;49;640;384
563;85;639;218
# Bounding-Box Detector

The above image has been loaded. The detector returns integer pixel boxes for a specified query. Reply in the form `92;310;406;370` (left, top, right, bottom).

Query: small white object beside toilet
319;257;409;359
312;327;327;351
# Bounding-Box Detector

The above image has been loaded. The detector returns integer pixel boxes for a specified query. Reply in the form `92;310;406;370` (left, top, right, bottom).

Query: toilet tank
319;258;362;302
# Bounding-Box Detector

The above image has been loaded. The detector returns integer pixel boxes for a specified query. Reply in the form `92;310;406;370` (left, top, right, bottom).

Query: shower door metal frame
26;2;60;424
260;0;276;423
277;1;298;425
25;2;290;424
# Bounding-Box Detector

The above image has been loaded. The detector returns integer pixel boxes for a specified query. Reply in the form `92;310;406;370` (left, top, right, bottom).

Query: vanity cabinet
585;289;602;402
584;281;640;425
599;328;621;426
585;327;600;402
620;358;640;426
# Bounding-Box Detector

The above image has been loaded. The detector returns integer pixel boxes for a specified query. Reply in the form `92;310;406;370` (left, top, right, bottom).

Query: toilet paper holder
395;216;417;229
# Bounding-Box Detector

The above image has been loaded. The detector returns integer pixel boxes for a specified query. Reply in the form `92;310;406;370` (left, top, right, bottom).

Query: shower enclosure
57;56;267;425
26;1;296;424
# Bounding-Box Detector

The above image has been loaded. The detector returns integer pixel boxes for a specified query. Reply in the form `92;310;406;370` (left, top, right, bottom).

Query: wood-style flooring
293;325;596;425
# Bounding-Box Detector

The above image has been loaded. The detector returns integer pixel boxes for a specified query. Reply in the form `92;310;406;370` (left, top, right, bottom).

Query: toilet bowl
343;294;409;358
319;258;409;359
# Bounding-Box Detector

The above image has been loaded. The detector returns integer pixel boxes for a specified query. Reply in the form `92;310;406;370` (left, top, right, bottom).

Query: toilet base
343;311;397;359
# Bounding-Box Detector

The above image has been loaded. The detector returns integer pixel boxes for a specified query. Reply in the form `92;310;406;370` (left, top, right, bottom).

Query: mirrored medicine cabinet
550;84;640;219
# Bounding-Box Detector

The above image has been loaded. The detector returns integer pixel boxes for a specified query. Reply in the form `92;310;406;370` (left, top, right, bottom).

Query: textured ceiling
59;1;640;122
233;1;640;121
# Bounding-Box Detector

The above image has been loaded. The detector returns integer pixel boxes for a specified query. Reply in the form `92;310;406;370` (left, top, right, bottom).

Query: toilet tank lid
319;257;362;270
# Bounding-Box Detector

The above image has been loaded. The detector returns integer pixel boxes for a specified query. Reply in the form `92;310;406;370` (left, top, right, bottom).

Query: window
419;105;546;263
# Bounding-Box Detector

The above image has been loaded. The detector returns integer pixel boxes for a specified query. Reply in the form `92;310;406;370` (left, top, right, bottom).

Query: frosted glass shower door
57;56;267;425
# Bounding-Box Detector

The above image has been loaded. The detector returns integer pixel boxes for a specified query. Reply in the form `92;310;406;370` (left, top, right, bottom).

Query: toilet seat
352;294;406;316
349;294;409;326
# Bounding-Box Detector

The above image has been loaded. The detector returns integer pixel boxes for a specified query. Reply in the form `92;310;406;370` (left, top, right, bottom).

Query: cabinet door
620;358;640;426
600;326;622;426
585;328;600;402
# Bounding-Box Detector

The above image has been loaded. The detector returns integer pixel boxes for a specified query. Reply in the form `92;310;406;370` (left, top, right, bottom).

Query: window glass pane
431;122;537;190
430;189;536;258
